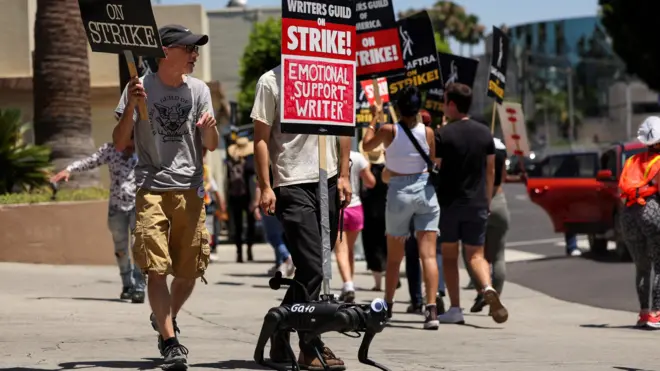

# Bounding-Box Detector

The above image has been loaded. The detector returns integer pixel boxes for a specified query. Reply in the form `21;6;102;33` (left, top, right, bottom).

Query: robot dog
253;271;391;371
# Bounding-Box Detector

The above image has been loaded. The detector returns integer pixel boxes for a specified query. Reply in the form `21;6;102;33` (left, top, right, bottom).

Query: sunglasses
168;44;199;54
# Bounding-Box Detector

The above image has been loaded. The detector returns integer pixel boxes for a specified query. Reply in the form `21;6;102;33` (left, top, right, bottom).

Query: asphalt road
501;183;638;313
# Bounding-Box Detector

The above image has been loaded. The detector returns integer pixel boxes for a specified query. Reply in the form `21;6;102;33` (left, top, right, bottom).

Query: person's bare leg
171;278;196;318
148;272;175;339
372;271;383;290
417;231;438;306
334;232;352;284
345;230;360;279
463;245;491;289
441;242;460;307
384;235;406;304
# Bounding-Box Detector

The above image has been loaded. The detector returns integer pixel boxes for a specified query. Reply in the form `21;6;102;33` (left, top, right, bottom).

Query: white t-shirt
348;151;368;207
249;65;339;188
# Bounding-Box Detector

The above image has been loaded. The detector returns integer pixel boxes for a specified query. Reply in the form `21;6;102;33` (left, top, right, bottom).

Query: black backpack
227;156;247;197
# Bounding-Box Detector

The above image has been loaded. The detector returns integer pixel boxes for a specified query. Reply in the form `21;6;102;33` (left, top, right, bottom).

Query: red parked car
526;141;646;261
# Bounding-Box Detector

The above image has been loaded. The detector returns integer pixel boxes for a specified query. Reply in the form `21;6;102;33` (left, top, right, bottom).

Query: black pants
229;194;255;251
362;216;386;272
275;176;339;349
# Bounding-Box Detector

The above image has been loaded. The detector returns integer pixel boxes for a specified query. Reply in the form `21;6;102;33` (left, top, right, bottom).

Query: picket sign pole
318;134;332;297
123;50;149;121
390;108;399;123
490;101;497;134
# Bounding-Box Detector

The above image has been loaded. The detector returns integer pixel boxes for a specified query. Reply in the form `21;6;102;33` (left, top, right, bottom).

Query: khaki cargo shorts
132;187;211;282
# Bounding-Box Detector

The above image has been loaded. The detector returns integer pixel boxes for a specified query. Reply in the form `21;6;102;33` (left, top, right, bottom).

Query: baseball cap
159;24;209;47
637;116;660;146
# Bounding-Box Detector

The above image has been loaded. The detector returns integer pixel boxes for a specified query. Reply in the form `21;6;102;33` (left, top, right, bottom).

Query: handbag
397;122;441;187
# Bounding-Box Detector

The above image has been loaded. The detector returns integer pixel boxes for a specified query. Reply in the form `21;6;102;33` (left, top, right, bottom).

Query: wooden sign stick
318;134;332;296
490;101;497;134
123;50;149;121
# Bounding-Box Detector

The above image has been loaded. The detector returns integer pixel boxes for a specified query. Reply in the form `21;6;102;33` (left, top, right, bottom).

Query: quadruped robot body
253;271;391;371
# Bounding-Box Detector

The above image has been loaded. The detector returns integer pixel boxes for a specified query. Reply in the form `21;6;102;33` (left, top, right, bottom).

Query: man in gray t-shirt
112;24;219;369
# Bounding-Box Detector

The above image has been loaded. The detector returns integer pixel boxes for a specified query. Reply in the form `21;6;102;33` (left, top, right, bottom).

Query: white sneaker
209;253;220;263
278;261;295;277
569;249;582;257
438;306;465;324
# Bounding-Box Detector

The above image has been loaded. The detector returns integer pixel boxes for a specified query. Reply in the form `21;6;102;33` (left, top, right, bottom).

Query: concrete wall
0;201;115;265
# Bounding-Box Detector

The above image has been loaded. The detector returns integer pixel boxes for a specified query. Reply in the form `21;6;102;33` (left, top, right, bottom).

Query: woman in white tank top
362;85;441;330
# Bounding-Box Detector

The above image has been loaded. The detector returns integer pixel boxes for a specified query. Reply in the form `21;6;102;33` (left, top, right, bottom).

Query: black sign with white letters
487;26;509;103
387;11;441;97
424;53;479;116
78;0;165;57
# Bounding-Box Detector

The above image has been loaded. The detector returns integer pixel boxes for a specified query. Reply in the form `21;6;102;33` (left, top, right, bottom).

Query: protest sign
118;54;157;95
497;102;530;157
78;0;165;121
487;26;509;104
387;11;441;97
280;0;357;136
425;52;479;116
360;77;389;105
355;0;403;80
356;83;390;126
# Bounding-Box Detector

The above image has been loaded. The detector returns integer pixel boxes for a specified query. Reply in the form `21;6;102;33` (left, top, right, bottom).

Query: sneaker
120;286;133;300
638;312;660;329
339;290;355;303
438;306;465;324
279;260;296;277
298;346;346;371
436;294;446;315
267;265;278;276
567;249;582;257
470;294;486;313
150;313;181;355
162;343;189;370
406;303;423;314
423;305;439;330
483;287;508;324
131;291;145;304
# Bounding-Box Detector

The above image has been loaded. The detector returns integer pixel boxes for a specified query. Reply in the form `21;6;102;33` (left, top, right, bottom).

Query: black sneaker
470;294;486;313
120;286;133;300
436;295;446;315
406;303;423;314
131;291;145;304
150;313;181;355
423;304;439;330
339;290;355;303
162;343;188;370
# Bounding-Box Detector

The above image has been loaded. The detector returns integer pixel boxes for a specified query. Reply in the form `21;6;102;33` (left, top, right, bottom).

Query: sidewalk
0;243;655;371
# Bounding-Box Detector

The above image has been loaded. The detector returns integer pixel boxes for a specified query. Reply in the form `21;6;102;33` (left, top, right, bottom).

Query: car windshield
622;147;646;164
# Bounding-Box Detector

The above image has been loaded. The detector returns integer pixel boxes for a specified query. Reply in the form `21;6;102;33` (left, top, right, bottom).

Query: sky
154;0;599;55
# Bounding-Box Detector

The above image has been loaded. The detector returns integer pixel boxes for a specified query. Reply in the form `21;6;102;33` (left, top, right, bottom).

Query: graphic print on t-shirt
151;96;193;143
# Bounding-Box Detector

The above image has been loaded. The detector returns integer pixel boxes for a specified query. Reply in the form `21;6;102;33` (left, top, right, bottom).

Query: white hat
227;137;254;159
637;116;660;146
358;140;385;165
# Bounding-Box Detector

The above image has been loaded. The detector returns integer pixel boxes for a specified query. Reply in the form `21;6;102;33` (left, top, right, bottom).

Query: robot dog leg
253;272;391;371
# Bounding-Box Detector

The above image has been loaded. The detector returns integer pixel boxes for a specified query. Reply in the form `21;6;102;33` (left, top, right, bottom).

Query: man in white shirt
251;65;352;370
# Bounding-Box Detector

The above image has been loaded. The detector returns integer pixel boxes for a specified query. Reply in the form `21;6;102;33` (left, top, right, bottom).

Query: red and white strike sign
360;77;389;105
496;102;530;157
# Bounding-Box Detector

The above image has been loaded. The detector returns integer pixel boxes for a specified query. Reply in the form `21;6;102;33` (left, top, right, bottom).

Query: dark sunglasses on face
169;44;199;54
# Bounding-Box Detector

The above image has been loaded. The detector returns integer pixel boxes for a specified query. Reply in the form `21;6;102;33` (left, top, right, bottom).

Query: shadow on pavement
193;360;269;370
612;367;656;371
387;319;501;330
33;297;126;303
58;359;161;370
226;273;271;278
580;324;638;330
215;281;245;286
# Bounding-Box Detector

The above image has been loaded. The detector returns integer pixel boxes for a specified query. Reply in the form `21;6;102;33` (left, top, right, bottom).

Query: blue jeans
405;222;445;306
260;210;291;265
107;208;145;292
386;173;440;236
565;232;578;253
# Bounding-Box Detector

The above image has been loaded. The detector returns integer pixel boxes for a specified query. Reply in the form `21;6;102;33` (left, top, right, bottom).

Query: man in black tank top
435;83;509;325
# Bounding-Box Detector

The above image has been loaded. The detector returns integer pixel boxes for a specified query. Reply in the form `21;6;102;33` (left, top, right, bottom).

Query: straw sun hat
227;137;254;159
358;140;385;165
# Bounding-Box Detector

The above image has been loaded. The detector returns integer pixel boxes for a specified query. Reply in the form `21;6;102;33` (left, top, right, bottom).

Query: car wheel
614;239;632;262
588;234;608;255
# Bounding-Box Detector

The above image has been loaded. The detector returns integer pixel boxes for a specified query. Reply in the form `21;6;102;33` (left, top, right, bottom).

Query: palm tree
33;0;99;189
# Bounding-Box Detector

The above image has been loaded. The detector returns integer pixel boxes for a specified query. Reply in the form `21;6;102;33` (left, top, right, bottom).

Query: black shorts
439;204;488;246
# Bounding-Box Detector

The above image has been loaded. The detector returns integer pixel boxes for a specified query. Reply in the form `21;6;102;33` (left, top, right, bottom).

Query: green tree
237;17;282;126
33;0;99;189
0;109;52;194
599;0;660;91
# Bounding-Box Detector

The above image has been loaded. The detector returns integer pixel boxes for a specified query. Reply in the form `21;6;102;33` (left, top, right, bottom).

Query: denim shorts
385;173;440;237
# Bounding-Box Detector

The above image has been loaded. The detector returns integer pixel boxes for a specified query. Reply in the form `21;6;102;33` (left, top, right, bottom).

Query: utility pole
566;67;575;146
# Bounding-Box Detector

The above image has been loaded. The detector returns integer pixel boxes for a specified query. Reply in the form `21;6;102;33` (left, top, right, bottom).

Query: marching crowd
48;23;660;371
